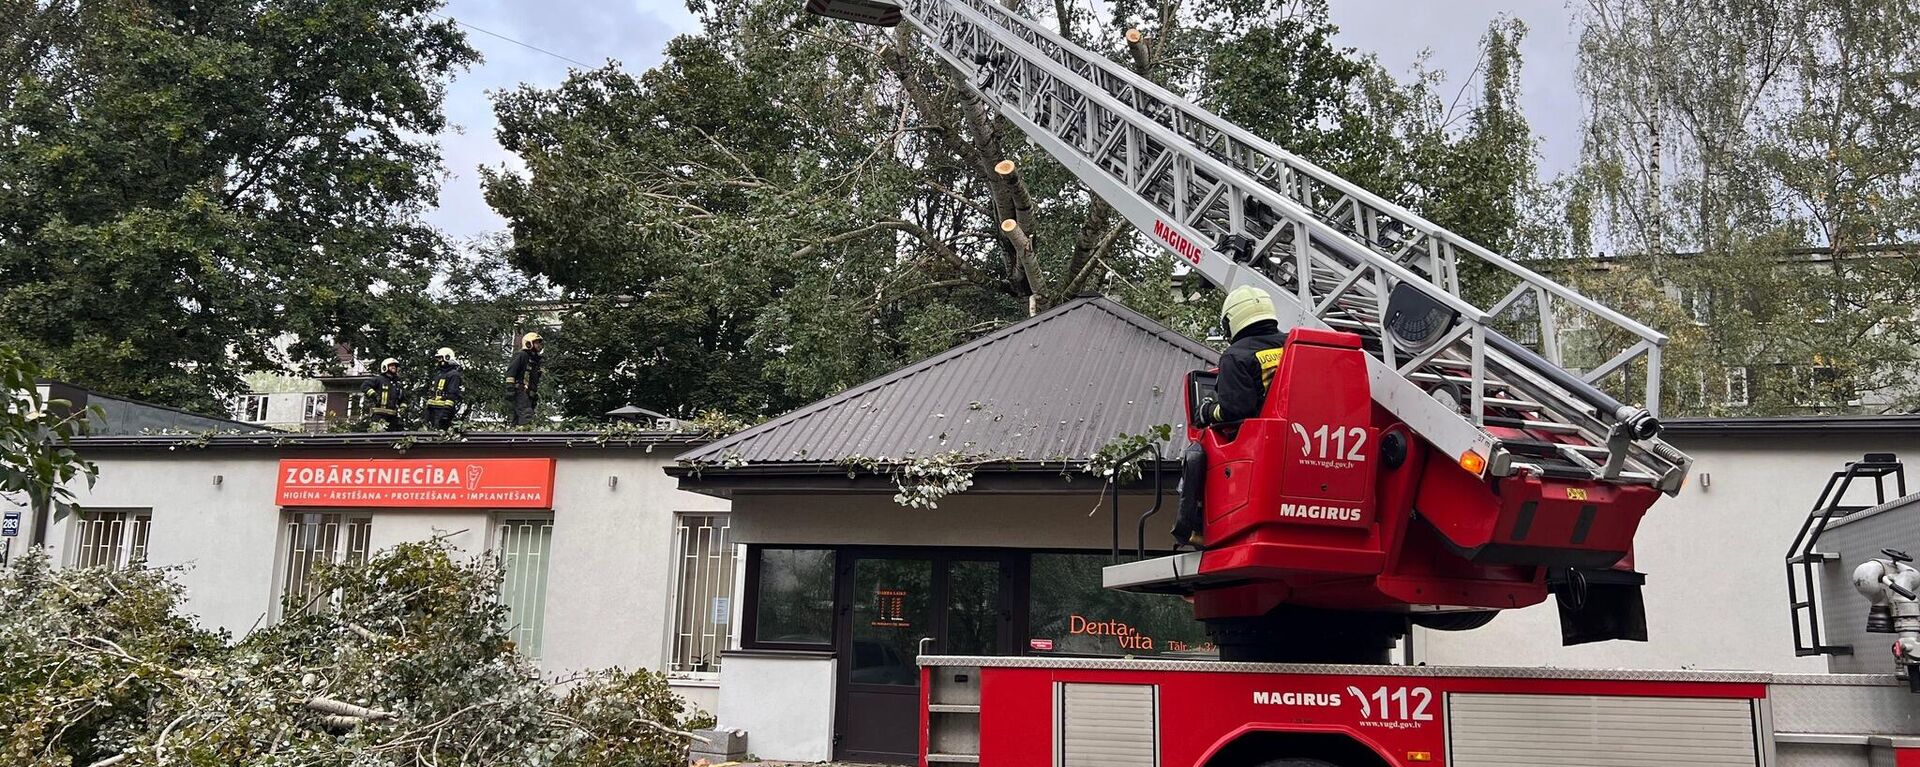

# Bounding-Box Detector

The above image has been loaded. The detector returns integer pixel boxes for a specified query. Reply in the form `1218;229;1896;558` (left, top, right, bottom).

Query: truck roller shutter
1059;683;1157;767
1448;693;1759;766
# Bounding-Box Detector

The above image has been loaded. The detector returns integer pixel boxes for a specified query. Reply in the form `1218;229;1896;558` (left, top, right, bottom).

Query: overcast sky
425;0;1585;240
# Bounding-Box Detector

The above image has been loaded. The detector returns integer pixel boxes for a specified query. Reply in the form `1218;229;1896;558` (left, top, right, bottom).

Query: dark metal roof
676;297;1216;471
40;380;273;435
1662;415;1920;436
70;430;712;453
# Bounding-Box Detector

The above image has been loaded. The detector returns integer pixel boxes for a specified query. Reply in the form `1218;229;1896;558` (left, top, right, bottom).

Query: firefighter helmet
521;332;543;348
434;347;456;363
380;357;399;369
1220;285;1277;339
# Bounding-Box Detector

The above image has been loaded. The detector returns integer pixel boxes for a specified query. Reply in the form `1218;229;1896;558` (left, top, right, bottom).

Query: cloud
1326;0;1582;175
425;0;700;240
422;0;1586;241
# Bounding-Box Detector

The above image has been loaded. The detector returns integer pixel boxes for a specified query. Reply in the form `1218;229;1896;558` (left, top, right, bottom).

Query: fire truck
803;0;1920;763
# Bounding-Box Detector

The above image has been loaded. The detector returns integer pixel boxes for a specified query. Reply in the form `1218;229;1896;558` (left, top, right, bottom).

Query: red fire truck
799;0;1920;762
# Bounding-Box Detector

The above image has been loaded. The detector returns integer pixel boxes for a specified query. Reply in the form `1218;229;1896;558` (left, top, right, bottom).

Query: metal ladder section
924;663;983;763
1785;454;1907;657
883;0;1692;492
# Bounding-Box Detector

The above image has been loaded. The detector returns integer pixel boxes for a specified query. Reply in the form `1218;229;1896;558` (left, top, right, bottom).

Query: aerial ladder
808;0;1695;662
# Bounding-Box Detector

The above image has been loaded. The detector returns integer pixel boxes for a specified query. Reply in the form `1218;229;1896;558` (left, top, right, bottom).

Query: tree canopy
1554;0;1920;415
484;0;1542;419
0;0;527;414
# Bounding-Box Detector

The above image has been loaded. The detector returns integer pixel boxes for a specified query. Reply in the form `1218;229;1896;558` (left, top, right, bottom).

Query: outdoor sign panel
275;458;555;509
2;509;19;537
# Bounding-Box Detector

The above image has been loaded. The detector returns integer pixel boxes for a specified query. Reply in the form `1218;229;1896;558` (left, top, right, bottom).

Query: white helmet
434;347;456;363
380;357;399;369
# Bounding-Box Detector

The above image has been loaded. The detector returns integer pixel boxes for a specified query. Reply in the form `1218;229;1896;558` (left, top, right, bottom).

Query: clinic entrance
833;550;1015;764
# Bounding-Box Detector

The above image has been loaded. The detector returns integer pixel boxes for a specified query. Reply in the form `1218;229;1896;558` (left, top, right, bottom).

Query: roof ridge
681;298;1104;461
679;296;1216;463
1081;297;1219;362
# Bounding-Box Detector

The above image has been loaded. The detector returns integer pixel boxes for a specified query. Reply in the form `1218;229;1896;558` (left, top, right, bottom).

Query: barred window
498;517;554;659
280;512;371;618
66;509;151;570
669;514;735;676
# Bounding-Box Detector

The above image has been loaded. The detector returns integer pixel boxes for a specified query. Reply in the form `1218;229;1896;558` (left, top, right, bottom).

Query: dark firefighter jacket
426;364;463;408
1204;319;1286;425
506;350;542;393
362;372;407;415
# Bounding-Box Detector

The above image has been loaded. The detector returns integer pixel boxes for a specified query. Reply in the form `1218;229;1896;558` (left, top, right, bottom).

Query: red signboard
275;458;555;509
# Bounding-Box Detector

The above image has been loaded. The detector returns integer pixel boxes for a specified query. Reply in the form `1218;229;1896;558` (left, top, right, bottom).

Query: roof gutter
71;431;715;452
1662;416;1920;437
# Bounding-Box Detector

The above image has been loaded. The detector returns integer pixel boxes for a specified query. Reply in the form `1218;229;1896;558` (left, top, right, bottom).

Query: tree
0;538;711;766
1;343;97;548
1560;0;1920;415
0;0;513;414
483;0;1542;419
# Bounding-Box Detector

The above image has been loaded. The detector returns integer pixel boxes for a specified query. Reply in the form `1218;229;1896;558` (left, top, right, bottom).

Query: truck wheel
1409;611;1498;632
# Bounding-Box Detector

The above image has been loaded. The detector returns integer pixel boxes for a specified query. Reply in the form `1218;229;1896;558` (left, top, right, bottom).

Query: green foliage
1083;424;1176;484
0;0;527;414
838;451;992;509
483;0;1538;420
1;344;98;516
0;540;709;766
1562;0;1920;415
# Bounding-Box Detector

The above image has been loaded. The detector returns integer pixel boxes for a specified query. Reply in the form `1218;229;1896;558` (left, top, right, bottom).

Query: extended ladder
814;0;1692;492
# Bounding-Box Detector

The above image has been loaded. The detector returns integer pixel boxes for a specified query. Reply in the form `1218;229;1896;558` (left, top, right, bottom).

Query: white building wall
41;448;729;709
54;456;286;636
1421;432;1920;673
541;458;728;675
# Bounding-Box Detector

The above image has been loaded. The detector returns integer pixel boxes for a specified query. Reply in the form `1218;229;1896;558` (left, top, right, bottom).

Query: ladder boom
832;0;1693;492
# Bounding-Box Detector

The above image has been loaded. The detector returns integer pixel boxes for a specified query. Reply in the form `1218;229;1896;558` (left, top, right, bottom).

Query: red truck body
917;656;1920;767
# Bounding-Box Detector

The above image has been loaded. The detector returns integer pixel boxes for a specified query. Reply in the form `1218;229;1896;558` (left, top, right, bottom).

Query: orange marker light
1406;752;1433;762
1459;451;1487;476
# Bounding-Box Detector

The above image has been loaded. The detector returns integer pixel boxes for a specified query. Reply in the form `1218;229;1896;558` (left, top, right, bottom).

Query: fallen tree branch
306;696;395;724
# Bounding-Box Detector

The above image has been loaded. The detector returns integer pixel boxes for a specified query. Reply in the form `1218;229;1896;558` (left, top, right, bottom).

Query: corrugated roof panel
679;298;1216;467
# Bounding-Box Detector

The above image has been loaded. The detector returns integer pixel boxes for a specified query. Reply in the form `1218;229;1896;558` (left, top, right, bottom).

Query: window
497;517;554;659
302;393;330;423
66;510;150;570
280;513;371;617
231;394;269;423
669;514;735;676
345;393;367;420
1028;553;1214;657
751;548;836;646
1725;367;1750;407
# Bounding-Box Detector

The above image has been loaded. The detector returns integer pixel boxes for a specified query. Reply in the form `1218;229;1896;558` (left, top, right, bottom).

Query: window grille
67;510;151;570
669;514;735;676
498;517;555;659
281;512;371;617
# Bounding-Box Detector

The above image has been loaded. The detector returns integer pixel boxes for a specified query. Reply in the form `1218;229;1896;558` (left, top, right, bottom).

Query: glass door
832;553;1012;763
836;556;933;763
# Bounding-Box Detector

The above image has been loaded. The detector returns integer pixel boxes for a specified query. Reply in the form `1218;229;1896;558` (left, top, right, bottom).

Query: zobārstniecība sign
275;458;555;509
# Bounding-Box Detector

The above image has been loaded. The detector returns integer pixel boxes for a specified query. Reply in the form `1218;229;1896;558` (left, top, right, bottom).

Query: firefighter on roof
1171;286;1286;548
506;332;544;426
424;347;463;430
362;357;408;431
